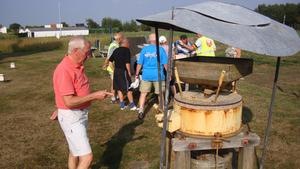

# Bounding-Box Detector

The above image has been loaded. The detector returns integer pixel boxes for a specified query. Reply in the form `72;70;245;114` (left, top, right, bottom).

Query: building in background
0;26;7;33
18;24;89;38
44;24;63;28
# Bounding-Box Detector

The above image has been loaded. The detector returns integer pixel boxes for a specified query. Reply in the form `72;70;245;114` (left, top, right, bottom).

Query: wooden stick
174;67;184;99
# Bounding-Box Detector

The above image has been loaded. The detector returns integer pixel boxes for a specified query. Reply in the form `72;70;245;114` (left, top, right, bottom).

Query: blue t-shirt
137;45;168;81
173;39;193;54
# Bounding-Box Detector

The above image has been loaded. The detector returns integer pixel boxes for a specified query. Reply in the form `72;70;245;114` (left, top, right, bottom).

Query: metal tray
172;56;253;88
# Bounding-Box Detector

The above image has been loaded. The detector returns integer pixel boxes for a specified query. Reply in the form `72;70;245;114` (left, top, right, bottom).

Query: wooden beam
172;131;260;152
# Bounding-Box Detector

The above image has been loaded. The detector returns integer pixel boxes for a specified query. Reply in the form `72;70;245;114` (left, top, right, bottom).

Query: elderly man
135;33;168;119
181;34;217;56
102;33;123;103
50;35;113;169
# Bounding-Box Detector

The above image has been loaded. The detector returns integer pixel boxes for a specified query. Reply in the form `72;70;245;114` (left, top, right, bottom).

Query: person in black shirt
109;38;138;110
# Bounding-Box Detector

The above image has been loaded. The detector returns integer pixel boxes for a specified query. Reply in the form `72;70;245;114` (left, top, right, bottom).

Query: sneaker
120;106;128;110
110;99;120;104
130;106;139;111
138;111;144;119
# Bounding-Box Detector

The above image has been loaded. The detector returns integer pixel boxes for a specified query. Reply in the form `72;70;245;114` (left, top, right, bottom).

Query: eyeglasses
80;50;91;55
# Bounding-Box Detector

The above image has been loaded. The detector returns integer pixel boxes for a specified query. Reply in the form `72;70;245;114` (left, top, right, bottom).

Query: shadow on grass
143;93;159;118
277;86;299;98
242;106;253;130
92;119;146;169
291;92;299;98
0;52;36;61
0;51;51;62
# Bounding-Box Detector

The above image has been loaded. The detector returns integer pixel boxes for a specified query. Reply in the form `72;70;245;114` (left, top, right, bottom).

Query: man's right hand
102;65;107;70
95;90;113;101
179;40;184;46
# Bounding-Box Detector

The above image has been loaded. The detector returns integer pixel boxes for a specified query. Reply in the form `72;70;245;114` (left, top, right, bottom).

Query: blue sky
0;0;299;28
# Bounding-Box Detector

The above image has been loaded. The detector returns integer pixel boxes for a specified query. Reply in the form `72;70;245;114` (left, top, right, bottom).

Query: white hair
149;36;156;42
68;35;91;54
114;34;122;40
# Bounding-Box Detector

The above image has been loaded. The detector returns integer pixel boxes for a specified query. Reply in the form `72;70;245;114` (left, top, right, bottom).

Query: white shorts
58;108;92;157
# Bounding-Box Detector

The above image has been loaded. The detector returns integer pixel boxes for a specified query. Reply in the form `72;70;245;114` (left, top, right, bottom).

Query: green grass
0;32;300;168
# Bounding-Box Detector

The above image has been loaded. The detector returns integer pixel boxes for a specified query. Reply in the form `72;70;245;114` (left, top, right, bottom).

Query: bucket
0;74;5;82
10;62;15;68
173;91;243;136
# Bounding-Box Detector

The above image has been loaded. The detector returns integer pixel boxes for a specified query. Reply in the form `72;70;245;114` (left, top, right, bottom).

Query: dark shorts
169;77;175;86
113;68;132;93
164;69;175;86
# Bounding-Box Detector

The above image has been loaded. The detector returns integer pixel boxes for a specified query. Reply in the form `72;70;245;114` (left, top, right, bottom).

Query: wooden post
174;151;190;169
166;132;174;169
238;146;255;169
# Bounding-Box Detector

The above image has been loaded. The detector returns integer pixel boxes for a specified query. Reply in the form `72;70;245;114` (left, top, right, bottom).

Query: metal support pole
155;23;163;110
58;0;62;38
260;57;281;169
159;25;174;169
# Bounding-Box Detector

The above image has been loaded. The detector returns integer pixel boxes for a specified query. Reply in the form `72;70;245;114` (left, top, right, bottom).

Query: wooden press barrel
173;90;243;136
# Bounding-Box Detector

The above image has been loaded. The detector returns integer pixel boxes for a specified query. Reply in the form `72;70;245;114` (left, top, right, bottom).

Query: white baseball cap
159;36;167;43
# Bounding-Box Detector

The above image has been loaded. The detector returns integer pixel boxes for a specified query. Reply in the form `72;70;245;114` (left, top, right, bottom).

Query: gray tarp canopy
136;1;300;169
136;1;300;56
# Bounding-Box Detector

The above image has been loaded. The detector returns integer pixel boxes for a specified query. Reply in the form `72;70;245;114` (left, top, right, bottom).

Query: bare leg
127;91;134;103
68;150;79;169
170;85;177;95
117;90;124;102
77;153;93;169
111;79;116;98
139;92;148;109
158;93;165;107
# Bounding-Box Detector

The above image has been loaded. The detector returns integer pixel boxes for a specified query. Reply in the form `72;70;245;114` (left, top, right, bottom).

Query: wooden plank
172;132;260;152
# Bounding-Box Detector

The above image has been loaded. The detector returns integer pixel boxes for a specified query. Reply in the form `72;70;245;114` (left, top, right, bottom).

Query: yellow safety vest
106;42;119;72
195;36;215;57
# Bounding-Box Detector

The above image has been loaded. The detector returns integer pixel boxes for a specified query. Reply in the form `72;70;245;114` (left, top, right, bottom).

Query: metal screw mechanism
179;135;186;141
242;139;249;146
244;130;250;136
189;142;196;149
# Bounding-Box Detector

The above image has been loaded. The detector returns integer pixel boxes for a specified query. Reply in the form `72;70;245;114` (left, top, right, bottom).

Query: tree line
4;17;151;33
254;2;300;29
86;17;151;32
